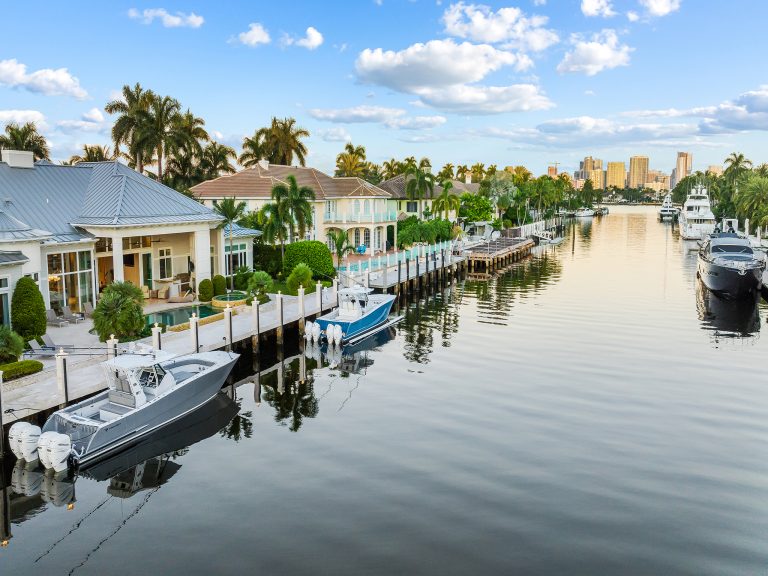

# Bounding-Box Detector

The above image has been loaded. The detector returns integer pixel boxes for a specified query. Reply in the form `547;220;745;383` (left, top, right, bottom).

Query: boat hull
315;295;395;343
697;257;764;299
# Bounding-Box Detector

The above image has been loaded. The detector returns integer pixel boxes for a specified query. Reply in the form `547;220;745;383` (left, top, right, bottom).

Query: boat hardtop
679;184;716;239
311;284;396;344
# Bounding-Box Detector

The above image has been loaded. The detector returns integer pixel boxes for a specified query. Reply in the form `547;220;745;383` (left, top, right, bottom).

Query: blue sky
1;0;767;176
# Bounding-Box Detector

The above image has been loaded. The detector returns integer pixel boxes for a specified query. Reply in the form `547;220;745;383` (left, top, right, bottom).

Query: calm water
144;303;219;328
4;206;768;575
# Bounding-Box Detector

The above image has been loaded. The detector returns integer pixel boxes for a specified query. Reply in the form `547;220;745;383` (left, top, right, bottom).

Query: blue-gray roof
224;223;262;239
0;161;223;244
0;250;29;265
0;209;52;241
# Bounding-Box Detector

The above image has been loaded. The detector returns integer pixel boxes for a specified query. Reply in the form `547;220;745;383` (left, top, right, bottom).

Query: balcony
323;211;397;224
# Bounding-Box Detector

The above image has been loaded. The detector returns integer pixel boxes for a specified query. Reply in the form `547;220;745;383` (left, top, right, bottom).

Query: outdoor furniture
141;285;150;299
83;302;95;317
41;334;74;350
357;245;367;254
168;290;194;304
61;305;83;324
46;309;68;327
27;340;56;357
157;287;170;299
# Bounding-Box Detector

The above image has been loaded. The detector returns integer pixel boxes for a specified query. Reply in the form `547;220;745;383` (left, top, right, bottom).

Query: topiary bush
233;266;251;290
198;278;214;302
92;281;145;342
212;274;227;296
0;325;24;363
0;359;43;381
283;241;334;279
11;277;46;341
254;240;283;276
286;263;314;294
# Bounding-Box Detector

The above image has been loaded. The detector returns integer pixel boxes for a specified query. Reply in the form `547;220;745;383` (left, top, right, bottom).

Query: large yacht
697;232;766;298
678;185;717;240
659;193;677;220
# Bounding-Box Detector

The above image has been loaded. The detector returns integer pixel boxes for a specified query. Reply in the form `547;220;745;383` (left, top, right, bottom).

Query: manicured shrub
286;263;314;294
0;325;24;363
212;274;227;296
10;277;46;341
92;281;145;342
247;271;273;300
397;219;453;248
233;266;251;290
198;278;214;302
253;241;283;276
283;241;334;279
0;359;43;381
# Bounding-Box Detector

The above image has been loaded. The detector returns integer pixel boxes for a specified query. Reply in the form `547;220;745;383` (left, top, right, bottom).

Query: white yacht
678;185;717;240
659;194;677;220
574;207;595;218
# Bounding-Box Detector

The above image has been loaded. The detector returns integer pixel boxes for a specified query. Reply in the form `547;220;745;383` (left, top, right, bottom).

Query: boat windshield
138;364;167;388
712;245;753;254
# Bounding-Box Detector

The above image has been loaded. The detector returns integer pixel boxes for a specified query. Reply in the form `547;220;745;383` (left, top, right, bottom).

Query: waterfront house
0;150;259;321
378;174;479;220
191;160;398;254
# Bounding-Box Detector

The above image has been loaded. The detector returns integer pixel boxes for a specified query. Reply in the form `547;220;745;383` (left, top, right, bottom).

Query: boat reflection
695;278;761;344
306;326;395;375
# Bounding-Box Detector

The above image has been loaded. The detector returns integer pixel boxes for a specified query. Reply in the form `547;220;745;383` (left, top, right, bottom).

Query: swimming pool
144;304;219;327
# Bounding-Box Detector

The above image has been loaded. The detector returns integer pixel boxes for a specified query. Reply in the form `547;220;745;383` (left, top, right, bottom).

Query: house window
210;245;216;275
0;276;9;326
406;201;417;212
224;242;248;275
47;250;94;313
159;248;173;279
354;229;360;246
364;229;371;247
364;200;370;214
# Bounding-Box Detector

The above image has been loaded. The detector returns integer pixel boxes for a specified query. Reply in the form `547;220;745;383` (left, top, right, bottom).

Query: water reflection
695;279;761;344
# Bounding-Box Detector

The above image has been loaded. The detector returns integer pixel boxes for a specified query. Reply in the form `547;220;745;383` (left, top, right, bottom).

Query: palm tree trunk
229;223;234;291
157;144;163;180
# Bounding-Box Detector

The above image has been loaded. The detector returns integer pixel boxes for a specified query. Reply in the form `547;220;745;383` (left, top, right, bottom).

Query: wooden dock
466;238;534;273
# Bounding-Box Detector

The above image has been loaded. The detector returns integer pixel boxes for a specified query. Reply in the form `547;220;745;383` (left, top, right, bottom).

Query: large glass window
47;249;93;313
0;277;9;326
364;229;371;247
224;243;248;275
158;248;173;279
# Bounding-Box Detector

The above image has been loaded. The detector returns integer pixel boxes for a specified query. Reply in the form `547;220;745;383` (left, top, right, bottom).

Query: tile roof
378;175;480;199
191;163;391;201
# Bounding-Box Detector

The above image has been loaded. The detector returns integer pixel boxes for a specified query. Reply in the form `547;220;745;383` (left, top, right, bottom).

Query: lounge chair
61;306;83;324
168;290;194;304
157;287;170;300
46;309;68;327
41;334;74;350
83;302;95;317
27;340;56;357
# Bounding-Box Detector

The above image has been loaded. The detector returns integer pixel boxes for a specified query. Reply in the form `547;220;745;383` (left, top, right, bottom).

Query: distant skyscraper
671;152;692;188
629;156;649;188
588;168;605;190
578;156;602;180
606;162;627;189
547;165;558;177
707;164;723;176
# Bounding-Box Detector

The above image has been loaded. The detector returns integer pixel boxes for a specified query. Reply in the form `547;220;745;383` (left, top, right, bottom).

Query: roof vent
1;150;35;169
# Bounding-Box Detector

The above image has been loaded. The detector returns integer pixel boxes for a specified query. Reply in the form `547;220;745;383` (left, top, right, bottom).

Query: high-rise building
629;156;649;188
577;156;602;180
671;152;692;188
606;162;627;189
588;168;605;190
707;164;723;176
547;165;558;177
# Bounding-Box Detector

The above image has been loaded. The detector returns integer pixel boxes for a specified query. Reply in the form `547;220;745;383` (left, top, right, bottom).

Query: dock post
315;281;322;313
107;334;119;359
383;261;388;290
405;257;410;296
0;371;4;459
298;286;306;334
152;322;162;351
332;278;339;303
416;255;420;292
396;259;401;296
251;300;260;353
190;313;200;353
1;470;9;546
365;270;370;288
56;349;69;409
276;292;284;348
223;305;233;351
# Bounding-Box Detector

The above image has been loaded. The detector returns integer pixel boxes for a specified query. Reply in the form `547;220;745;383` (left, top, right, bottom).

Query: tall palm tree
213;197;247;290
134;94;182;180
754;163;768;178
437;163;455;181
68;144;114;164
507;165;533;187
164;148;202;193
262;117;309;166
456;164;469;182
200;142;236;179
327;229;355;267
335;143;367;177
0;122;49;160
418;157;431;171
239;130;269;168
105;83;154;172
432;180;461;221
405;165;435;219
735;175;768;228
724;152;753;183
402;156;417;171
259;202;289;262
271;175;316;243
470;162;486;183
381;158;402;180
171;109;209;159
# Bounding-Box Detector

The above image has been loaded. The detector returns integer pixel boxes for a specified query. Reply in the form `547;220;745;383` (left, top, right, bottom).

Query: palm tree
200;142;236;179
259;202;289;261
327;229;355;267
735;174;768;229
271;175;316;243
134;94;182;180
335;143;366;177
754;163;768;178
456;164;469;182
0;122;49;160
507;165;533;187
405;165;435;219
486;164;498;178
171;109;209;159
437;163;455;181
381;158;402;180
724;152;752;183
213;197;247;290
165;148;202;193
105;83;154;172
68;144;114;164
432;180;461;221
262;117;310;166
470;162;486;183
418;157;431;171
402;156;417;171
239;130;269;168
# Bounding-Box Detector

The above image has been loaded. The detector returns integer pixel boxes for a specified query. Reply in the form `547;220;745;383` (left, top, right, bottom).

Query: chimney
1;150;34;169
257;159;269;171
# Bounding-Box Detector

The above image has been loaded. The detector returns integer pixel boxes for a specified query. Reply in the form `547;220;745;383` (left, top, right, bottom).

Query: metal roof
0;209;52;241
224;223;262;238
0;250;29;265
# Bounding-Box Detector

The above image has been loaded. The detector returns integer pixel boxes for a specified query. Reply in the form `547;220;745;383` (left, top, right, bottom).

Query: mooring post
416;254;420;292
152;322;162;351
276;292;284;348
315;280;322;312
56;349;69;409
223;305;233;351
251;299;260;352
405;257;410;295
0;370;4;460
1;470;10;547
107;334;118;359
365;270;370;288
298;286;306;334
332;277;339;303
190;313;200;353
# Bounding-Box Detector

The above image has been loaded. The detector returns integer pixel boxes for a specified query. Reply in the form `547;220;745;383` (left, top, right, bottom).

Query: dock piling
298;286;306;334
251;299;260;352
224;306;233;351
315;281;322;312
56;349;69;409
152;322;162;351
276;292;284;347
190;313;200;352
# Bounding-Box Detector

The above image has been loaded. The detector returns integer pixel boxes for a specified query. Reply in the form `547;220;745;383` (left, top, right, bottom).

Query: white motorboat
679;185;716;240
697;232;766;299
659;194;678;220
533;230;564;245
574;207;595;218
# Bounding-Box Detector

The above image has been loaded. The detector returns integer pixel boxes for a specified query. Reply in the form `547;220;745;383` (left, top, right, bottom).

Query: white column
194;228;212;286
56;349;69;407
315;281;322;311
106;335;119;359
111;237;124;283
217;228;226;277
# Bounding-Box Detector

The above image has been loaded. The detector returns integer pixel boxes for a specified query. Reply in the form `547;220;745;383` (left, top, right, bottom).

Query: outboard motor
43;433;72;473
325;326;334;343
18;424;42;462
304;321;314;339
333;324;343;345
37;431;59;469
9;422;34;460
311;322;321;343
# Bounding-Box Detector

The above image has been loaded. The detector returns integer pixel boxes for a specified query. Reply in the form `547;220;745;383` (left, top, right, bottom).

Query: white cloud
418;84;553;114
639;0;681;17
0;109;47;129
56;107;109;133
557;30;632;76
309;105;406;123
0;59;88;99
441;2;558;52
127;8;203;28
283;27;324;50
237;23;271;47
385;115;447;129
581;0;616;17
627;11;639;21
82;108;104;123
584;89;596;95
533;0;546;5
318;127;352;142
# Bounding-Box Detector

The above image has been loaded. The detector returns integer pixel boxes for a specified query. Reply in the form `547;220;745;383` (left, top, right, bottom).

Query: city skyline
1;1;767;176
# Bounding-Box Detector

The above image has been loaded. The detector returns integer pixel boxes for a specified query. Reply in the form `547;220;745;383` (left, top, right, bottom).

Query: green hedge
283;241;334;279
0;359;43;381
397;218;453;248
253;241;283;277
212;275;227;296
11;277;46;341
198;278;214;302
286;263;314;293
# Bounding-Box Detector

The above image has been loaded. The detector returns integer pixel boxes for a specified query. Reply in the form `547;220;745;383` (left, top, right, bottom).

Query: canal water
3;206;767;575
